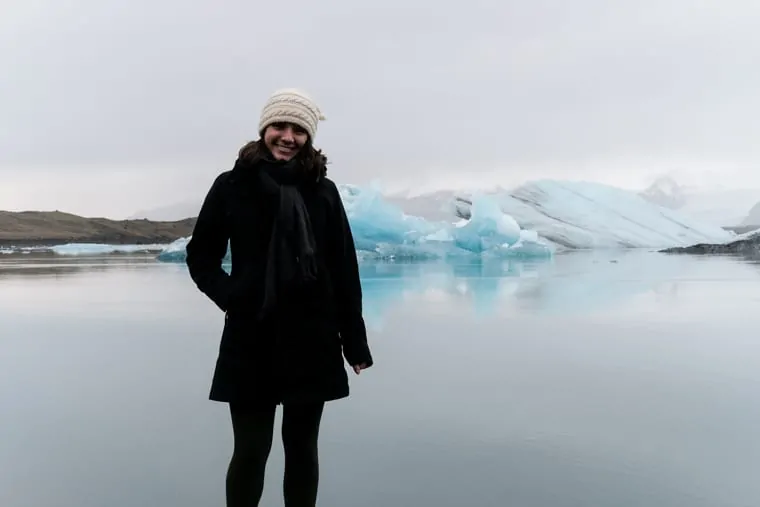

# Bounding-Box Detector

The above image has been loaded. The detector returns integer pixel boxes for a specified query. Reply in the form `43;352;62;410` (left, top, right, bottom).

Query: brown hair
238;137;328;181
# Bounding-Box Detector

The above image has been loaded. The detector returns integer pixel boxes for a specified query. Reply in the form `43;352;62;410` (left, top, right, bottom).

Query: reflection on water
4;251;760;507
0;253;162;278
357;248;759;326
4;249;760;324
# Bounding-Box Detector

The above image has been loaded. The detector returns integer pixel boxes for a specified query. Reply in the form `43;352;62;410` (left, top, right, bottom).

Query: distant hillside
0;210;196;247
639;176;687;209
128;199;201;221
638;176;760;227
741;201;760;228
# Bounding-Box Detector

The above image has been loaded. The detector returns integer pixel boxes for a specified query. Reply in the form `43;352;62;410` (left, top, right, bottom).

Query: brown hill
0;210;196;247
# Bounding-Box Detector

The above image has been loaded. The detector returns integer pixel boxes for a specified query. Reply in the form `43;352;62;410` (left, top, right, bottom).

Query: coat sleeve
327;182;374;368
185;173;236;313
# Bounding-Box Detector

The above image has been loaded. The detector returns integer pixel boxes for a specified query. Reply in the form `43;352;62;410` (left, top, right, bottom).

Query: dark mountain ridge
0;210;196;247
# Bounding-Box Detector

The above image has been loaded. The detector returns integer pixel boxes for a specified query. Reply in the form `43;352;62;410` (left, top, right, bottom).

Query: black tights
226;401;325;507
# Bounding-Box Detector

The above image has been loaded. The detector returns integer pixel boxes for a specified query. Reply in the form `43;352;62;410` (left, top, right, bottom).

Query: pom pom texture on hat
258;88;326;140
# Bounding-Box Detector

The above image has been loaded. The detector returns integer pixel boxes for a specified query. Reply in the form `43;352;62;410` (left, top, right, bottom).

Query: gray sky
2;0;760;218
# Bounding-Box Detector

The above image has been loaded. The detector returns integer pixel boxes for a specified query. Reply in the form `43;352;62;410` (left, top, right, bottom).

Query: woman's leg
281;402;325;507
226;403;277;507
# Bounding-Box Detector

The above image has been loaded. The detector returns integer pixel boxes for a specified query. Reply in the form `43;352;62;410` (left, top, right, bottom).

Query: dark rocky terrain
0;210;196;247
660;231;760;256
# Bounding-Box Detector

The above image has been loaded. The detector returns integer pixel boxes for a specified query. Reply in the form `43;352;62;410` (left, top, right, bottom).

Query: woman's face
263;122;309;161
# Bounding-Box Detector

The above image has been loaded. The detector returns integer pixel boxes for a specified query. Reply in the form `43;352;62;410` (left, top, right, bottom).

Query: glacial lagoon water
2;250;760;507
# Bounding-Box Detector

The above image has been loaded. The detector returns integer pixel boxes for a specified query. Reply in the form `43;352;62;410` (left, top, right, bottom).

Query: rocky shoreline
660;231;760;256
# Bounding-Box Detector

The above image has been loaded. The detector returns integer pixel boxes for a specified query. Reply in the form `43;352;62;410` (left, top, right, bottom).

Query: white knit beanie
258;88;326;141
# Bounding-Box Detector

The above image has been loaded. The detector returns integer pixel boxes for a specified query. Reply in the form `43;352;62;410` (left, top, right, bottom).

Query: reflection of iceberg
157;186;553;263
505;250;682;316
358;263;428;330
357;258;551;328
0;255;160;280
357;250;691;327
448;258;537;316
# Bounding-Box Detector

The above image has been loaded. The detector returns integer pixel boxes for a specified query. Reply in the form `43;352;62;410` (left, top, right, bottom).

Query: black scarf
256;157;319;320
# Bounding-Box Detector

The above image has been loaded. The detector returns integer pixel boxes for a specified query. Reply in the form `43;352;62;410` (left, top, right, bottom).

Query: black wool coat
185;158;373;405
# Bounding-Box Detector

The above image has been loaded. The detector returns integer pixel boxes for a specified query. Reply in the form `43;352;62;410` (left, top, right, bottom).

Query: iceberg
341;184;552;260
155;237;193;262
338;183;445;260
47;243;168;255
157;236;222;264
156;185;554;263
453;180;735;249
451;194;522;253
0;243;168;256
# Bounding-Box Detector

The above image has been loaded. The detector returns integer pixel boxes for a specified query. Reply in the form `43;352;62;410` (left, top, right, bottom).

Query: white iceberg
453;180;734;249
0;243;168;256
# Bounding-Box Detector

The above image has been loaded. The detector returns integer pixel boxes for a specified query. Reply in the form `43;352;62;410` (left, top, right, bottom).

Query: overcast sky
2;0;760;217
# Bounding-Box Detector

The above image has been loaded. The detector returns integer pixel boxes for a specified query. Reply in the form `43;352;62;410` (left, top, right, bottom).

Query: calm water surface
2;250;759;507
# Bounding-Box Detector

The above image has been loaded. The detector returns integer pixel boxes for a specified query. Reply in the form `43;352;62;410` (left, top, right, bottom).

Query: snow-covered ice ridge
455;180;734;249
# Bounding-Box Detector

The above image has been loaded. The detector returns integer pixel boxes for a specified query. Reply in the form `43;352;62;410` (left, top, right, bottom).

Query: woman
185;88;373;507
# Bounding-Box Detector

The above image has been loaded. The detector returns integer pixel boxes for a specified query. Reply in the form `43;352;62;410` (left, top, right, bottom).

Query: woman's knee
281;402;324;452
230;403;277;461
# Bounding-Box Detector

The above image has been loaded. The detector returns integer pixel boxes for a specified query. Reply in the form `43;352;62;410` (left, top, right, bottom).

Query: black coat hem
208;389;350;405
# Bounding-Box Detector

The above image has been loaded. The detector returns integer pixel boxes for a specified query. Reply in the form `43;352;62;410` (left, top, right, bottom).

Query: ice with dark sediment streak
452;180;735;249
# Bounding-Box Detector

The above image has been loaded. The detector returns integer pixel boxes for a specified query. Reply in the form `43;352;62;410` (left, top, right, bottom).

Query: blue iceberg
156;237;195;263
156;184;553;263
450;194;523;253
